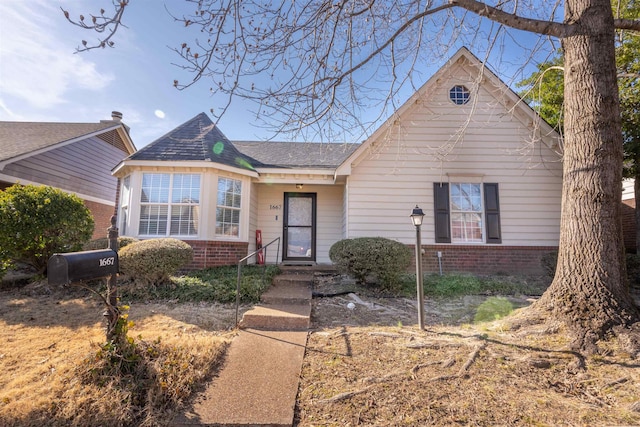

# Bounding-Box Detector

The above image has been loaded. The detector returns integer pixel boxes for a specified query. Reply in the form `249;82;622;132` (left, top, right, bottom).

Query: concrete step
261;282;312;305
272;273;314;286
239;304;311;330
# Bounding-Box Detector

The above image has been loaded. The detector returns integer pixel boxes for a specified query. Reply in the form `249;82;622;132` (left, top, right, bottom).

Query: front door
283;192;316;262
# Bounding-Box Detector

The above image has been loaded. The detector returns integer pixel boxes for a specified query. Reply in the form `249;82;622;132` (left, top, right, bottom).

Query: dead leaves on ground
297;325;640;426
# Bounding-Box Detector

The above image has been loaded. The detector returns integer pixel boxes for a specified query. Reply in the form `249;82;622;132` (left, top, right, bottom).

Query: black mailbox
48;249;118;286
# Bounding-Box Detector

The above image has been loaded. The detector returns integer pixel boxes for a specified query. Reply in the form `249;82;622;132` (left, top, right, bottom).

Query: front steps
238;266;315;330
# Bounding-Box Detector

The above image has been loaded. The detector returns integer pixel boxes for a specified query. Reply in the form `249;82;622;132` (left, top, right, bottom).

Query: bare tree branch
449;0;569;37
61;0;129;52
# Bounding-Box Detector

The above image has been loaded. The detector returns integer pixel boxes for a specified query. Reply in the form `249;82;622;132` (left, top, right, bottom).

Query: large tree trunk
534;0;639;353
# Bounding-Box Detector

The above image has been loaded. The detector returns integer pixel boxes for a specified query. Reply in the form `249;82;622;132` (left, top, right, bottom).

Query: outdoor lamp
410;205;425;329
410;205;425;226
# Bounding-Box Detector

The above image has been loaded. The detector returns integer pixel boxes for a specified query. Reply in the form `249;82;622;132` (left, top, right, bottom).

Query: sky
0;1;557;149
0;0;267;147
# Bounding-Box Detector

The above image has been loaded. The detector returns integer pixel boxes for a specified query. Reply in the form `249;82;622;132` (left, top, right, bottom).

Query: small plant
120;264;279;304
329;237;412;291
422;273;546;298
0;184;94;273
474;297;515;323
119;238;193;287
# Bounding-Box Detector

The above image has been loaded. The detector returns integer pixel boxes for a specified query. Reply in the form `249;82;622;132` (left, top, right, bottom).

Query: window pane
451;212;483;243
170;205;198;235
141;173;169;203
139;205;168;235
216;177;242;237
172;174;200;204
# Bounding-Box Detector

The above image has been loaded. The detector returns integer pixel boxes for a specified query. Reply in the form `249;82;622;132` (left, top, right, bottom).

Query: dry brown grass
0;282;237;427
296;298;640;426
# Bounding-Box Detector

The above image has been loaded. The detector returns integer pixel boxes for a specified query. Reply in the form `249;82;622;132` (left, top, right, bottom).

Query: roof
129;112;360;170
0;121;121;162
232;141;359;169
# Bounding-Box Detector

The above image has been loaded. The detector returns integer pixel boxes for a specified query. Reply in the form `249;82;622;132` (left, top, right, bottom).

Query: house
0;112;136;238
622;178;636;252
112;48;563;275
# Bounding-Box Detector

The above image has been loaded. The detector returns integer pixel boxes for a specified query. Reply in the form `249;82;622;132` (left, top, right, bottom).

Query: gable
337;48;561;175
0;121;134;164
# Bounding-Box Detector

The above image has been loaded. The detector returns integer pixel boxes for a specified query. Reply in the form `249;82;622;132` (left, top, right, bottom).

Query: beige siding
256;184;345;264
345;62;563;247
3;136;126;203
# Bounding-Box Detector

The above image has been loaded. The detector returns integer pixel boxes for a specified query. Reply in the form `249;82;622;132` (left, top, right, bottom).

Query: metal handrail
235;237;281;325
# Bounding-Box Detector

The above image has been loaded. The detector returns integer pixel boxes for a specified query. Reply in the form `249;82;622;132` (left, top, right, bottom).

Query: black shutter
433;183;451;243
484;183;501;244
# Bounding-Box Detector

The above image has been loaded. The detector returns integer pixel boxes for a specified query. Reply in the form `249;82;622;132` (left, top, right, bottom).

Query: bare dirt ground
295;274;640;426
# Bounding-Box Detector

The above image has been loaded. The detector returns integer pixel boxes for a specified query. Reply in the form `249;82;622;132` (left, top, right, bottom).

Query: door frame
282;192;317;262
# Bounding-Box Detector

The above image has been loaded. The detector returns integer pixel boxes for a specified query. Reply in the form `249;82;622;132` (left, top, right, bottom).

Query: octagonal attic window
449;85;470;105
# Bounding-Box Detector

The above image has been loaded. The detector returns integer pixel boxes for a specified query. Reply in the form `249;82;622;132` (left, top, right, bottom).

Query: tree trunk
534;0;639;353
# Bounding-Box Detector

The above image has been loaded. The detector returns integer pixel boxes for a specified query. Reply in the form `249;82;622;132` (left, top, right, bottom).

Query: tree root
317;386;374;404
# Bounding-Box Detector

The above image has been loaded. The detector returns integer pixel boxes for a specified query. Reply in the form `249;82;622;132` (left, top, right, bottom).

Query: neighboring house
112;48;563;275
622;178;636;252
0;112;136;238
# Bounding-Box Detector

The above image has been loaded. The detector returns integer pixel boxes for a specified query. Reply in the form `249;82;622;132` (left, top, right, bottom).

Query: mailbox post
48;216;120;341
106;216;120;341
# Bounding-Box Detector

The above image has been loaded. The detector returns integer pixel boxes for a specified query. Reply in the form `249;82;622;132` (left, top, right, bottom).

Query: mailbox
48;249;118;286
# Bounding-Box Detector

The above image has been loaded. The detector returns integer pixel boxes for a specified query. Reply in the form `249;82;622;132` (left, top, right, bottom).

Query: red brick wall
622;199;636;253
409;245;557;276
84;200;116;240
182;240;249;270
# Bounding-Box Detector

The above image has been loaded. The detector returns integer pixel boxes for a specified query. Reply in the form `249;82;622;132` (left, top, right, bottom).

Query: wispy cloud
0;1;114;110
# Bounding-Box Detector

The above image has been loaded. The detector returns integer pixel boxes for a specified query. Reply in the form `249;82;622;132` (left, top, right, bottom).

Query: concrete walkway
171;267;314;427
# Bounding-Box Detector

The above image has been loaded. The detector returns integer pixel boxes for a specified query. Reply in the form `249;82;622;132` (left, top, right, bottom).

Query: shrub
83;236;139;251
329;237;412;290
0;184;94;273
119;238;193;286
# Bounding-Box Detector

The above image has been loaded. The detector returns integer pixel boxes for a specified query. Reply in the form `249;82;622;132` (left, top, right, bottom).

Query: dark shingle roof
128;113;261;171
0;121;116;162
129;113;360;170
232;141;359;169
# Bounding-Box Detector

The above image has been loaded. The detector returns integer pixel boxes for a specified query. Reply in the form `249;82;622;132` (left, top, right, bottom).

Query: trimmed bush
0;184;94;273
119;238;193;286
83;236;140;251
329;237;412;290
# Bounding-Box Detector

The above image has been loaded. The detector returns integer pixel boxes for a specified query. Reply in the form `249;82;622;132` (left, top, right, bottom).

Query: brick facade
84;200;117;240
182;240;249;270
410;245;557;276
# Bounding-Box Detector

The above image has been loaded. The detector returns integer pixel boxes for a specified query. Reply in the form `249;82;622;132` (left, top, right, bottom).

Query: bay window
139;173;200;236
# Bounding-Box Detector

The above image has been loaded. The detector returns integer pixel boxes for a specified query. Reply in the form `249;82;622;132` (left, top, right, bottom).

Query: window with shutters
433;182;501;244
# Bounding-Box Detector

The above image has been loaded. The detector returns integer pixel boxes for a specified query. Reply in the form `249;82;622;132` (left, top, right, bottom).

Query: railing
235;237;281;325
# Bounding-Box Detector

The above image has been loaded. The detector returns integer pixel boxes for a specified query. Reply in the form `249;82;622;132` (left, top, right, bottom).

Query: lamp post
410;205;425;330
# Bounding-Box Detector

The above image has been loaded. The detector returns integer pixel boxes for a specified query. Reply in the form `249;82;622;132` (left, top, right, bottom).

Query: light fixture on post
410;205;425;330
